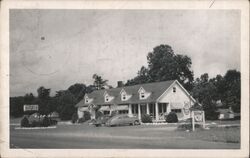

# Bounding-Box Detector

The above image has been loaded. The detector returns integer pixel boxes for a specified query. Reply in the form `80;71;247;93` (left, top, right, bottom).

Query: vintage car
105;114;140;127
93;115;111;127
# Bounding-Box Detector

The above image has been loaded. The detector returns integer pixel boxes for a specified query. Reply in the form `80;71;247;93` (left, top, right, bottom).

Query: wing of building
75;80;197;122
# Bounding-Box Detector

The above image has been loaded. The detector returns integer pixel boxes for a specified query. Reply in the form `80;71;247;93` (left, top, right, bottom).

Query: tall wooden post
192;111;195;131
138;104;141;121
202;111;205;128
128;104;132;115
155;102;159;121
146;103;150;115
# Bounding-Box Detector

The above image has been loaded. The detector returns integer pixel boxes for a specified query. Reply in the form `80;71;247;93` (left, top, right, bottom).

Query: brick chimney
117;81;124;88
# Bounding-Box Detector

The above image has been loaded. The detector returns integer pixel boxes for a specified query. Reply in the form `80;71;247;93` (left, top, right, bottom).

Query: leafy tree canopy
125;44;194;91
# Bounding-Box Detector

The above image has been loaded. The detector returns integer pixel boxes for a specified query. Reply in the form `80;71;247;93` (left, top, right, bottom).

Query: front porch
97;103;172;122
79;102;189;122
128;103;171;122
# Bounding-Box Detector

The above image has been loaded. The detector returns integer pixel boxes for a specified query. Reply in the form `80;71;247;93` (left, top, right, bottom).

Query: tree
125;44;194;91
37;86;51;115
222;70;241;113
125;66;151;86
10;97;24;117
192;70;241;119
67;83;87;102
92;74;108;90
23;93;35;104
55;90;77;120
192;73;218;120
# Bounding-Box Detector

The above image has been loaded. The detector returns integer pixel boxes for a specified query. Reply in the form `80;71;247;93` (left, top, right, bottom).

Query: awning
116;105;129;111
99;106;110;111
78;106;89;112
170;102;183;109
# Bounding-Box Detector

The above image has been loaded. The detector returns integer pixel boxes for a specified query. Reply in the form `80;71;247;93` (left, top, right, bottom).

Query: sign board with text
23;104;39;112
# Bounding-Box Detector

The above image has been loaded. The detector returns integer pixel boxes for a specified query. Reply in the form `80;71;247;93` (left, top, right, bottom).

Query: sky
10;9;241;97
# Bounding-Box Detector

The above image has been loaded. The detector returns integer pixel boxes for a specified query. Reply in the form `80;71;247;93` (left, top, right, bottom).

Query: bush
50;119;58;125
42;116;50;127
71;112;78;124
30;120;42;127
78;117;85;123
141;114;152;123
20;116;30;127
95;111;104;119
111;111;118;117
83;111;91;121
177;123;202;131
165;112;178;123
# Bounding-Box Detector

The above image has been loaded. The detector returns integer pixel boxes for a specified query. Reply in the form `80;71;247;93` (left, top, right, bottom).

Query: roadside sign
23;104;39;112
191;110;205;131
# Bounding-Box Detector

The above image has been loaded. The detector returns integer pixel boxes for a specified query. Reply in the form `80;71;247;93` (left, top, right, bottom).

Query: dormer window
104;91;114;102
85;95;93;104
85;95;89;103
105;94;109;102
120;89;132;101
138;87;150;100
173;87;176;93
122;94;126;100
141;92;145;98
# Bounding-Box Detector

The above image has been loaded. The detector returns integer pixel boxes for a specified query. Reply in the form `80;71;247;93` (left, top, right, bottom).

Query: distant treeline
10;44;241;120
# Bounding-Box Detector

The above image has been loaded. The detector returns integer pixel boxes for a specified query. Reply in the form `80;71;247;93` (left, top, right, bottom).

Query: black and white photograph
1;0;249;158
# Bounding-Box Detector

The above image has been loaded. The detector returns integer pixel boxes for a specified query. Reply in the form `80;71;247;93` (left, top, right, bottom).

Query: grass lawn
176;126;240;144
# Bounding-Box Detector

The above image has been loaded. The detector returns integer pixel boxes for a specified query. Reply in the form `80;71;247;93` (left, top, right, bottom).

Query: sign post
191;110;205;131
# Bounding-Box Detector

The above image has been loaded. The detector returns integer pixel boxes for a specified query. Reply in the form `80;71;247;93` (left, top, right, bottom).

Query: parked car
106;114;140;127
93;115;111;127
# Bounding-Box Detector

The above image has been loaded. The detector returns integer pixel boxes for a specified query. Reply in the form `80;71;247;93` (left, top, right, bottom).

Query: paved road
10;124;240;149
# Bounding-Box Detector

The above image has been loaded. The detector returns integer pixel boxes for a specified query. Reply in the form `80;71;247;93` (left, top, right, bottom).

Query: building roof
75;80;176;107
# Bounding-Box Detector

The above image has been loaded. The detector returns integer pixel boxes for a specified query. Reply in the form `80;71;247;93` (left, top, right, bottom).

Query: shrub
42;116;50;127
177;123;202;131
165;112;178;123
71;112;78;124
50;119;58;125
111;111;118;117
30;120;41;127
83;111;91;121
78;117;85;123
141;114;152;123
95;111;104;119
20;116;30;127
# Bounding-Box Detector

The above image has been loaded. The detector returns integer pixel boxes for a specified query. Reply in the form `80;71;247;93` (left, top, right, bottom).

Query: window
141;92;145;99
121;93;126;100
173;87;176;93
103;111;110;115
171;109;182;113
85;96;89;103
118;110;128;114
105;95;109;102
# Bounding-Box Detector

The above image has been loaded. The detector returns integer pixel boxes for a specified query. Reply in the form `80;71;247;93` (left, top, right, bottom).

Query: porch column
155;102;159;121
138;104;141;121
128;104;132;115
146;103;150;115
167;103;171;114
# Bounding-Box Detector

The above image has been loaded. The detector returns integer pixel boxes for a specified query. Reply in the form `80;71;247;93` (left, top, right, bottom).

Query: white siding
158;82;195;120
77;108;84;118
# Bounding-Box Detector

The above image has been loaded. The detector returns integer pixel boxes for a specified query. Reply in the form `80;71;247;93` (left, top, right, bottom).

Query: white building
75;80;197;122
